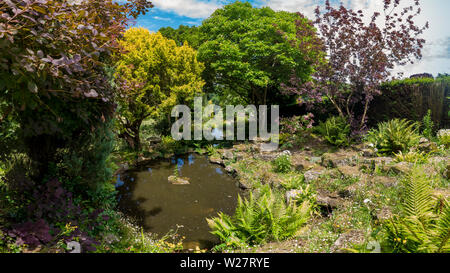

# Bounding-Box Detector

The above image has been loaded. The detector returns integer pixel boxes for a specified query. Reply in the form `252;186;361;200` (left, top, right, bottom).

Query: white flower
364;199;372;204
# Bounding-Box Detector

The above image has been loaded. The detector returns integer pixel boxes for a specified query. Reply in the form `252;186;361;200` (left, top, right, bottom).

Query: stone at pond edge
168;176;190;185
209;155;224;166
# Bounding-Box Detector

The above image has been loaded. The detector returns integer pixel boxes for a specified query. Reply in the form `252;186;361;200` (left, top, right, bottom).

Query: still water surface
116;154;241;249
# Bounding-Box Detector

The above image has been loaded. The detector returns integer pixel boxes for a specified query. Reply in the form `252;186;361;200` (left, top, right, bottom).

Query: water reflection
116;154;241;249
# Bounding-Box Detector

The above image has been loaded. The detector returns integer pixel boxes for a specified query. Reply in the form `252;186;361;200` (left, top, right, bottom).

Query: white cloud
260;0;320;17
153;16;172;21
152;0;220;18
139;0;448;75
262;0;449;76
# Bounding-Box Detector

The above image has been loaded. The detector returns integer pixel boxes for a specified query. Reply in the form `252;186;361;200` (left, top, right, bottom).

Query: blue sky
131;0;450;77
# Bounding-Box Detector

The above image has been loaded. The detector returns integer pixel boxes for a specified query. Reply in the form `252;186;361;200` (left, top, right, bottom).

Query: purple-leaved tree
283;0;429;133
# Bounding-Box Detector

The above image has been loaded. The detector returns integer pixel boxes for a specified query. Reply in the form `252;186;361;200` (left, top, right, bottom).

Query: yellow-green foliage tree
115;28;204;150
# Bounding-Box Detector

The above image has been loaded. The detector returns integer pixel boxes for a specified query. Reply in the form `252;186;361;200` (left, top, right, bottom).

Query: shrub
280;114;315;147
316;116;351;147
437;129;450;149
394;151;429;164
366;119;421;155
383;167;449;253
422;110;434;140
207;186;311;249
158;136;183;154
2;178;106;252
272;152;293;173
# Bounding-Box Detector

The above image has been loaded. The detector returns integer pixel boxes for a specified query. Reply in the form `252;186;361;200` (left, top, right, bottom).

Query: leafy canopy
283;0;428;131
197;1;323;105
115;28;204;149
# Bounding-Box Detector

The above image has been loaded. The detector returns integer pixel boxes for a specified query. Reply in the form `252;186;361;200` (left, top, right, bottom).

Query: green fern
316;116;351;147
366;119;421;155
384;167;450;253
207;186;311;250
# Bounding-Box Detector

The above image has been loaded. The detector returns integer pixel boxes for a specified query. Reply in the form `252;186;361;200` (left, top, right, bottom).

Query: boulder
147;136;162;145
225;165;235;174
304;168;325;183
222;150;234;160
316;191;342;210
389;162;413;175
292;157;315;172
361;148;376;158
168;176;190;185
372;176;398;188
362;157;393;166
416;138;438;153
114;162;130;175
321;151;359;168
232;144;248;152
337;165;361;178
209;155;224;166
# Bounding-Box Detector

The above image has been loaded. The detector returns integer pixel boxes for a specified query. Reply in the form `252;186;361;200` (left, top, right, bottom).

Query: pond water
115;154;242;250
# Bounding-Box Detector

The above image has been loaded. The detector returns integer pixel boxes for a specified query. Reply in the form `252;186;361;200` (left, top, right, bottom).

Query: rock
136;156;152;164
330;230;365;253
372;176;398;188
234;152;245;161
222;150;234;160
376;207;393;221
316;191;342;210
147;136;162;145
389;162;413;175
238;180;252;190
285;190;303;204
337;165;361;178
310;157;322;164
363;157;393;166
114;162;130;175
232;144;248;152
292;157;315;172
168;176;190;185
361;148;376;158
225;165;235;174
321;151;359;168
362;157;393;172
304;168;325;183
260;142;278;153
433;189;450;200
428;156;448;165
417;138;438;153
209;155;224;166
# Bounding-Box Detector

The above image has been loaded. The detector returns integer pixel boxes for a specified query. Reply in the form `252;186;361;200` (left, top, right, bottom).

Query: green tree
115;28;204;150
197;1;323;106
159;25;202;49
0;0;152;181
